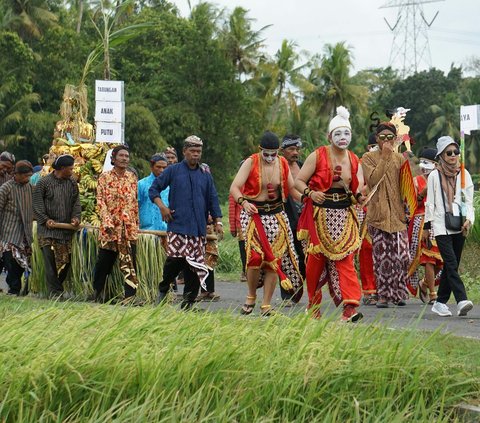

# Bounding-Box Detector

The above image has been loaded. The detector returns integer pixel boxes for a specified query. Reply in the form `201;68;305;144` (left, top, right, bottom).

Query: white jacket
424;169;475;236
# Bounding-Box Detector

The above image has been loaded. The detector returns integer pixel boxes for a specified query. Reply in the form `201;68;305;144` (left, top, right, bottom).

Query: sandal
428;291;437;305
260;305;276;317
362;295;377;306
240;295;256;315
418;279;428;303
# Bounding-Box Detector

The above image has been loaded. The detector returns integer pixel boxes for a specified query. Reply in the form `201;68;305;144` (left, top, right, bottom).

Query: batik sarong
299;204;361;307
0;241;31;271
167;232;208;289
100;240;138;290
369;226;409;303
240;209;303;294
38;237;72;274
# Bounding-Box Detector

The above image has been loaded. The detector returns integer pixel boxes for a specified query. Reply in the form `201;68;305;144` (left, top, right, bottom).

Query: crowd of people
229;107;475;321
0;109;476;320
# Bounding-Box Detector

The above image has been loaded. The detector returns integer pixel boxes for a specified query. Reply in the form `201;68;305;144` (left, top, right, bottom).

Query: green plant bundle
29;225;165;302
0;299;479;422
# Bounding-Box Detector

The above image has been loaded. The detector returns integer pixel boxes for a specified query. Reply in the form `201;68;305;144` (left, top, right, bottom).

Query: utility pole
381;0;443;77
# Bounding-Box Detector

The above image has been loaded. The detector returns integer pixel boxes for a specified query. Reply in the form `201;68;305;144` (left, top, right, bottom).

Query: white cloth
424;169;475;236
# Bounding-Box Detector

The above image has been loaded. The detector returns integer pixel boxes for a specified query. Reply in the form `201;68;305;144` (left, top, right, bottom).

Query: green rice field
0;297;479;422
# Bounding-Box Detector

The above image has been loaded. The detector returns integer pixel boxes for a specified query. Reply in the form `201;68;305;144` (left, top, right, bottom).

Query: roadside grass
0;296;479;422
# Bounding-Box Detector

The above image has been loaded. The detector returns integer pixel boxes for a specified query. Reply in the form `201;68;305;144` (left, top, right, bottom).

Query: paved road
2;276;479;340
198;278;480;340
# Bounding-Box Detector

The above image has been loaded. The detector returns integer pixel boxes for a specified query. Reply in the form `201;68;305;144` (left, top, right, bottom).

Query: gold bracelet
303;187;312;197
237;196;245;205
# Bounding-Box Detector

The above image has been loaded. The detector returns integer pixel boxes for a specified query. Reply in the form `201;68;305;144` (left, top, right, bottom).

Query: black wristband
423;221;431;230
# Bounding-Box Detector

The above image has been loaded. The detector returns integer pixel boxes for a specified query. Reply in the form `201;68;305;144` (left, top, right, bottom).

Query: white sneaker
457;300;473;317
431;301;452;317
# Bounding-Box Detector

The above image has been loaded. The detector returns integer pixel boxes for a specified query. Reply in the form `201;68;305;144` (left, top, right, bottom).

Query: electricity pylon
381;0;444;77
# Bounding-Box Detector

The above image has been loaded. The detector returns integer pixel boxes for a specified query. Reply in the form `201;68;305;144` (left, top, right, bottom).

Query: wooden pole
50;222;218;240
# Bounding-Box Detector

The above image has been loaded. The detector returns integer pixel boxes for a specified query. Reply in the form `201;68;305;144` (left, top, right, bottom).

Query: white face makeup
419;159;435;175
331;127;352;150
262;149;278;163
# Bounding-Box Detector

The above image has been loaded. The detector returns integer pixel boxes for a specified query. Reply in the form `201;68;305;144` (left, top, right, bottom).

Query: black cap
419;147;437;162
52;154;74;170
260;131;280;149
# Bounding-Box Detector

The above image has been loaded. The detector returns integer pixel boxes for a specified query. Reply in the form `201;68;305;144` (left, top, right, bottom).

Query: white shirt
424;169;475;236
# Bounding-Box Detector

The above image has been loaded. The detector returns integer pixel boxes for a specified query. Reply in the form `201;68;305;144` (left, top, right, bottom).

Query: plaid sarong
167;232;208;289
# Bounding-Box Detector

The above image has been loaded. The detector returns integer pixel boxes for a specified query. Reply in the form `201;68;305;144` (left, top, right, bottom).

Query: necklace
262;158;278;200
329;146;346;182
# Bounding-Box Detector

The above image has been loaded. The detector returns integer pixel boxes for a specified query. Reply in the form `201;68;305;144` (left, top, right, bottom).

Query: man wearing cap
93;145;140;304
362;122;410;308
296;106;364;322
230;131;303;316
0;161;33;295
150;135;223;310
407;147;442;304
280;134;305;303
0;151;15;187
138;154;169;231
164;147;178;166
424;136;475;317
33;154;81;298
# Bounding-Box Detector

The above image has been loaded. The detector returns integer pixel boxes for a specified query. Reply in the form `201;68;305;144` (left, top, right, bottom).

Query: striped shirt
0;179;33;247
0;171;13;187
32;172;82;241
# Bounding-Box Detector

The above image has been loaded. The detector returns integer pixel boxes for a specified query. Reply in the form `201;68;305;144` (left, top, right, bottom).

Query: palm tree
426;93;461;142
3;0;58;40
0;81;40;145
220;7;271;78
301;42;368;119
268;39;306;126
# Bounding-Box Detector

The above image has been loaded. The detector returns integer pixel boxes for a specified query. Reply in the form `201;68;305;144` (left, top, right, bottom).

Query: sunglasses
377;134;395;141
444;149;460;157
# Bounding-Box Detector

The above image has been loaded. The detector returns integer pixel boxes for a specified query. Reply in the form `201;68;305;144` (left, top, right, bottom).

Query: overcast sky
172;0;479;75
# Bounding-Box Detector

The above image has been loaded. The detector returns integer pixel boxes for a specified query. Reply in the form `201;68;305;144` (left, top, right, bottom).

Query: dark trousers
201;270;215;293
280;234;305;302
159;257;200;303
93;246;137;299
435;233;467;304
238;240;246;273
3;251;23;295
41;246;71;295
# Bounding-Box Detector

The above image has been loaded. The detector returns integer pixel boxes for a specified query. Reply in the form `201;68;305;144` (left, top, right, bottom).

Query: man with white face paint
407;147;443;304
295;106;365;322
230;131;303;316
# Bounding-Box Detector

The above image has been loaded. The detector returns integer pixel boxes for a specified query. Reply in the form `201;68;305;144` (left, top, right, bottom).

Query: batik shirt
97;169;139;243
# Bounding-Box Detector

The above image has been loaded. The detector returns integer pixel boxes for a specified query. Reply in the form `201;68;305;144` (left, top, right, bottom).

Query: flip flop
418;279;428;304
